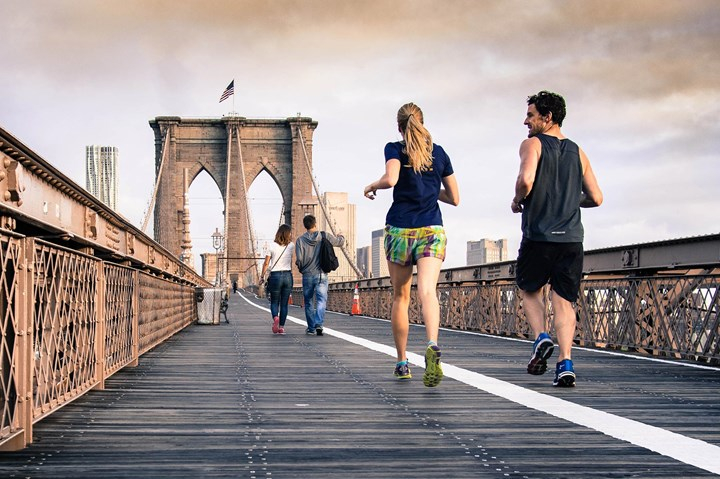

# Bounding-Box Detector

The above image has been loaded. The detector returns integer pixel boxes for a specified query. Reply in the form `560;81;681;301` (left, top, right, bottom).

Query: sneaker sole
553;372;576;387
394;373;412;380
527;357;548;375
527;339;554;375
423;346;443;387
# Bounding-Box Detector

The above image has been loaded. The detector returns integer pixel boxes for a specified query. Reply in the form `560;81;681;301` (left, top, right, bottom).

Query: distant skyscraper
466;238;508;265
85;145;118;210
356;246;371;278
316;192;357;282
371;229;389;278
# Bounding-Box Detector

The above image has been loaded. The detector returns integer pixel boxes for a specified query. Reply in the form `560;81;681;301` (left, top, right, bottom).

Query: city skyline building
316;192;357;283
85;145;118;210
371;228;389;278
356;246;371;278
466;238;508;265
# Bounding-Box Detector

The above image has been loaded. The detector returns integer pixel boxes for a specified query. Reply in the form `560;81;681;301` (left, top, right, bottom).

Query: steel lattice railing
103;264;136;376
0;233;22;444
0;124;208;451
32;240;99;418
0;232;198;450
322;273;720;364
576;276;720;360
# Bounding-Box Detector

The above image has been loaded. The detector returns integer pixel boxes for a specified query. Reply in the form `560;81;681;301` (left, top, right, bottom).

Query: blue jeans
302;273;328;331
268;271;293;326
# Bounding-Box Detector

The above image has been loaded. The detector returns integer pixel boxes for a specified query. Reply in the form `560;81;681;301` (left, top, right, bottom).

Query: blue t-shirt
384;141;454;228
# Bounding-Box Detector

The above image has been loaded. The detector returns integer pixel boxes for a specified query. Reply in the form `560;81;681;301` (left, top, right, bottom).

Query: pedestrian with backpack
294;214;345;336
363;102;459;387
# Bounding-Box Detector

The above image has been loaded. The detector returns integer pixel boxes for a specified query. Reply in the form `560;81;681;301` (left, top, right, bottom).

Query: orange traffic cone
288;294;293;305
350;283;361;316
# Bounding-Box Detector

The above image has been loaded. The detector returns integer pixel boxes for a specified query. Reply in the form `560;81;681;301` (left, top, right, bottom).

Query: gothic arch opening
248;169;284;270
187;169;224;276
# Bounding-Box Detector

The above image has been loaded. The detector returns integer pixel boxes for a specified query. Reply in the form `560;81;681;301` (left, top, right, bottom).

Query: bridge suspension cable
234;126;261;285
296;126;365;279
279;202;285;229
141;131;171;233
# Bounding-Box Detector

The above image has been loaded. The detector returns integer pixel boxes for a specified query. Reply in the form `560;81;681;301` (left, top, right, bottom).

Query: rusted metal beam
582;234;720;274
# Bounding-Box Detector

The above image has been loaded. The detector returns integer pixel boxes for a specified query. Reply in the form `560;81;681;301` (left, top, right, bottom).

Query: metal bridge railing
576;275;720;361
316;271;719;365
103;263;136;378
138;272;196;355
32;238;99;420
0;123;208;451
0;231;198;451
0;232;24;448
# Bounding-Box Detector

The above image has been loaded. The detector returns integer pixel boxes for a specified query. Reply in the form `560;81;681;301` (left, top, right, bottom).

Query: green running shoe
423;345;443;387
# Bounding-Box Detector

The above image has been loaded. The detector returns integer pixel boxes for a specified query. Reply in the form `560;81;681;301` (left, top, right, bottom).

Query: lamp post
211;227;224;286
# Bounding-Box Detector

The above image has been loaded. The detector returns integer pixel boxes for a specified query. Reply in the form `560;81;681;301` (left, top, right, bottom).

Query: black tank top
521;134;584;243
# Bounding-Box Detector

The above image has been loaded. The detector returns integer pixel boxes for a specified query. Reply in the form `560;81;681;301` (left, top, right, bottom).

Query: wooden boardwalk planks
1;292;719;478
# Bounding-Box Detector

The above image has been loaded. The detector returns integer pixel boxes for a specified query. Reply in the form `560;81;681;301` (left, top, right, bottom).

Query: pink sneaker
272;316;280;334
278;326;286;335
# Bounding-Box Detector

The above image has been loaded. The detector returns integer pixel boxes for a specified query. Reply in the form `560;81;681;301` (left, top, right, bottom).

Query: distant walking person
295;215;345;336
511;90;603;387
260;224;295;335
363;102;459;387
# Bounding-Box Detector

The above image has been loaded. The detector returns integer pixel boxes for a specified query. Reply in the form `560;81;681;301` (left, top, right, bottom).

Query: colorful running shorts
384;225;447;266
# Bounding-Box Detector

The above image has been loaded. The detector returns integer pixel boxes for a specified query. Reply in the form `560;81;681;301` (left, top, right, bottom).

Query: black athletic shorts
515;239;583;302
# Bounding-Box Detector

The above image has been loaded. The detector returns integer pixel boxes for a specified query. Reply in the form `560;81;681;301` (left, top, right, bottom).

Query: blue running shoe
423;345;443;387
394;361;412;380
527;332;555;375
553;359;576;387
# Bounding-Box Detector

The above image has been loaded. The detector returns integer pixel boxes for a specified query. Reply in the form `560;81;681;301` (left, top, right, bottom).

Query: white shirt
268;242;294;272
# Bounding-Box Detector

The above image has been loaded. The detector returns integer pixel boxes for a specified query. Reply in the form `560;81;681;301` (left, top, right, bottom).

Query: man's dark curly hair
527;91;566;127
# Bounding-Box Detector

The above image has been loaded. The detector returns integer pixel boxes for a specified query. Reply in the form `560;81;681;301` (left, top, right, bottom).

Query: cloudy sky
2;0;719;271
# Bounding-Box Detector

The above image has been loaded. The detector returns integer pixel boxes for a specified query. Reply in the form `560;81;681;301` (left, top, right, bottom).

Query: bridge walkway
1;291;719;479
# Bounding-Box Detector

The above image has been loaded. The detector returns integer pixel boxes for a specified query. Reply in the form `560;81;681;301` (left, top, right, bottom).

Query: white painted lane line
348;310;720;371
239;292;720;475
250;293;720;371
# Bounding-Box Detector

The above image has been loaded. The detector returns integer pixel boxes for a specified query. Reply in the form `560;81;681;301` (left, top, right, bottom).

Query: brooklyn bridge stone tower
149;115;317;287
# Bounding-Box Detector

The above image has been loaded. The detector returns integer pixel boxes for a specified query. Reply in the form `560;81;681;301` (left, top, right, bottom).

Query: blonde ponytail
397;103;433;173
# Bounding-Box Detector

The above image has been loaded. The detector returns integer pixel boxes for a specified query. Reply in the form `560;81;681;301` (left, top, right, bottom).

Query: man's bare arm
511;137;541;213
579;147;603;208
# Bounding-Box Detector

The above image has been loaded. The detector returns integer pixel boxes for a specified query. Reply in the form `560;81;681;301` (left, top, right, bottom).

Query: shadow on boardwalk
1;292;719;479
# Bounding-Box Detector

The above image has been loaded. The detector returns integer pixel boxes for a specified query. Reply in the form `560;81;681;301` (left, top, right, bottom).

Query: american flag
219;80;234;103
